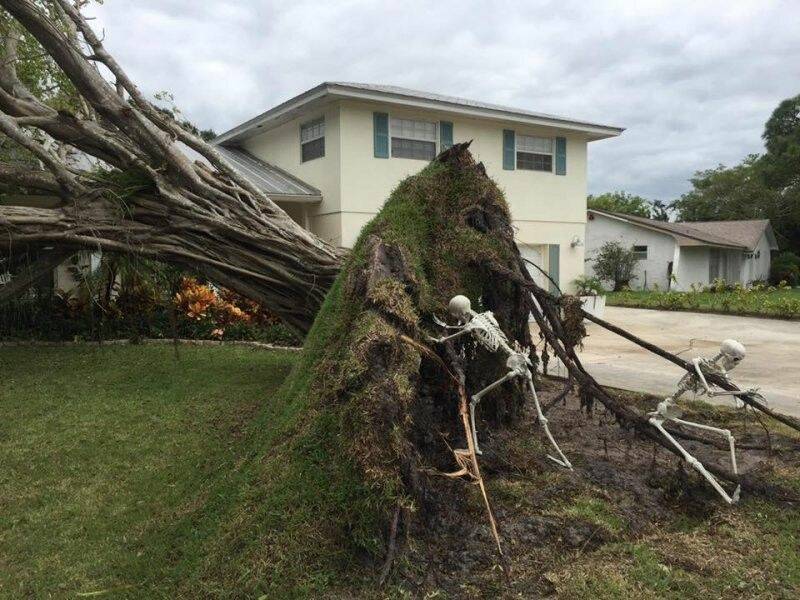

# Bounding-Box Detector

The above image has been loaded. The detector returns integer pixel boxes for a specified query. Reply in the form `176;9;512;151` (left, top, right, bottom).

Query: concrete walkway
545;306;800;418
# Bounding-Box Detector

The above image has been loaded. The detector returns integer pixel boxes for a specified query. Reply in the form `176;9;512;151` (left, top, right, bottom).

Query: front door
519;244;547;289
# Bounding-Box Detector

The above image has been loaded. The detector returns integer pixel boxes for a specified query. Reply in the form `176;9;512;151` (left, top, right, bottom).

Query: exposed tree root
379;505;402;586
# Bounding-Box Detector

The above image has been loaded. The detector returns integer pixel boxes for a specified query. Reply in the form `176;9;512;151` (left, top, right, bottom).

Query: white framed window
516;135;553;172
632;245;648;260
390;117;437;160
300;117;325;162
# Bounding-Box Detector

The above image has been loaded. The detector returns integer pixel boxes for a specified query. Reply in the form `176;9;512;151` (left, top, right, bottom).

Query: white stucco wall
53;251;101;294
585;213;676;290
743;233;772;283
673;246;709;290
242;104;343;245
337;100;590;291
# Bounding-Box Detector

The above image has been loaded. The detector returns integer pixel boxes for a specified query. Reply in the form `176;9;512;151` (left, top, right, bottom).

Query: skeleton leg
469;371;517;455
649;417;739;504
524;371;573;470
672;417;741;502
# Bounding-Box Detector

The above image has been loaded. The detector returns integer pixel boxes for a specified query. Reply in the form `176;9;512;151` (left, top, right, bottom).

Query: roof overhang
215;82;625;145
587;209;745;250
214;145;321;202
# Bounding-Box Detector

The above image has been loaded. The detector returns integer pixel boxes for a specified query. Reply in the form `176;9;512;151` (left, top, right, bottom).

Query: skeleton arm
430;327;473;344
692;358;759;399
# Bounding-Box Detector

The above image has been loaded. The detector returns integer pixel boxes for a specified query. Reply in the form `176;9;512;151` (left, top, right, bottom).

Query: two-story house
213;82;623;292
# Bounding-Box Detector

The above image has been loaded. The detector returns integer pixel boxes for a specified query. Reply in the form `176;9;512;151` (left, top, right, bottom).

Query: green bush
573;275;605;296
592;241;639;291
770;252;800;286
606;286;800;318
0;294;301;345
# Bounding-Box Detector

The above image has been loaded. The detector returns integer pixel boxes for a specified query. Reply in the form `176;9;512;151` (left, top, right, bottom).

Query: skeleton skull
448;295;473;322
720;339;746;371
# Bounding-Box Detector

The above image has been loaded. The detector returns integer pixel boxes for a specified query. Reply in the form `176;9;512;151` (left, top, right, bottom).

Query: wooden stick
399;335;503;556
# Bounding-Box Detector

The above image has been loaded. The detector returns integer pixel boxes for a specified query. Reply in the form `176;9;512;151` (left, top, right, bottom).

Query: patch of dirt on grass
384;382;799;598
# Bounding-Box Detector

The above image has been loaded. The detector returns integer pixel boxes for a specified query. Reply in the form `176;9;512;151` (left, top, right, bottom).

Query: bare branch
0;109;81;193
0;161;61;192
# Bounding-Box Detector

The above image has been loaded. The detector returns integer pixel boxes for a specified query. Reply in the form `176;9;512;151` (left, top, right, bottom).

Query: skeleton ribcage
468;312;510;353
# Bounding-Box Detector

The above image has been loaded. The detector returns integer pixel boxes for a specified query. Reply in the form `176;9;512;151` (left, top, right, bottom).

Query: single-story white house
585;209;778;290
213;82;623;292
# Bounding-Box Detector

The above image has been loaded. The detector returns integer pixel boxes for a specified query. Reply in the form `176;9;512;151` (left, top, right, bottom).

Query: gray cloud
86;0;800;200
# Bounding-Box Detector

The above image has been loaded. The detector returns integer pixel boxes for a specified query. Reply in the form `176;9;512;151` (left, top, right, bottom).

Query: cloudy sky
87;0;800;201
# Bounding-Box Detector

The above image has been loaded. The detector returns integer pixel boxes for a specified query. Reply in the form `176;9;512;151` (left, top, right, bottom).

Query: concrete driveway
548;306;800;418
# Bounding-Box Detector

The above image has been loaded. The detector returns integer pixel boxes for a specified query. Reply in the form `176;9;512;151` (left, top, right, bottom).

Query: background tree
761;94;800;191
592;241;638;291
650;199;671;221
587;190;670;220
587;191;653;218
673;93;800;255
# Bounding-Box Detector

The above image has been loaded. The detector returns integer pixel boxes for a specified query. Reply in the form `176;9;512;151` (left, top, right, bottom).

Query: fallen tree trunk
0;0;342;333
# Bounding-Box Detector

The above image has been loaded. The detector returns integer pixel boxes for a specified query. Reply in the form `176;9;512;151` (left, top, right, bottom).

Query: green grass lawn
607;287;800;318
0;344;297;598
2;345;799;598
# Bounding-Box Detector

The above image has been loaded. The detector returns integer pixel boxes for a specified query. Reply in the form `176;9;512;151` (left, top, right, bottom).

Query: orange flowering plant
173;277;282;338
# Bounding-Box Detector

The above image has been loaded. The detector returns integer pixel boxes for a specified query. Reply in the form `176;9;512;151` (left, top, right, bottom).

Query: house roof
214;81;625;145
214;146;321;202
588;209;778;251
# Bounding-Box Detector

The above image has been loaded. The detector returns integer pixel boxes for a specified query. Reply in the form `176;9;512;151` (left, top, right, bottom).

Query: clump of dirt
387;382;794;598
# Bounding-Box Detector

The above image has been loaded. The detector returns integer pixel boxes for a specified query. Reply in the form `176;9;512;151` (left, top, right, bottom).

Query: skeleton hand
433;314;463;330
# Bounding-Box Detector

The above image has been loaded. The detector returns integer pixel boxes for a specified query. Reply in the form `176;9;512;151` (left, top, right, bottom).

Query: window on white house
390;117;437;160
300;117;325;162
632;245;648;260
516;135;553;171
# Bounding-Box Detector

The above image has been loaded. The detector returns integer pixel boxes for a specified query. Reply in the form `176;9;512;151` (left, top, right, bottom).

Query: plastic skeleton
649;339;763;504
430;295;572;469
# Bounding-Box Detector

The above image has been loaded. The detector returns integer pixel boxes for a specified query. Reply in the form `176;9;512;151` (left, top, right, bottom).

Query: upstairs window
300;117;325;162
391;118;437;160
516;135;553;171
632;245;648;260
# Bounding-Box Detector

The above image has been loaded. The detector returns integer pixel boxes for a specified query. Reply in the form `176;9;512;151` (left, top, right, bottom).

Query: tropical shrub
592;241;639;291
0;262;299;345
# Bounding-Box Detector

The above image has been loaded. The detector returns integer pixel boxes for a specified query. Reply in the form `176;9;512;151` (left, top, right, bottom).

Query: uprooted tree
2;0;799;580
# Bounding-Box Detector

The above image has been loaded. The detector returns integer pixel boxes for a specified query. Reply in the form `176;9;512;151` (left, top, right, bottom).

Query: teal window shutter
555;136;567;175
373;112;389;158
440;121;453;151
548;244;560;295
503;129;515;170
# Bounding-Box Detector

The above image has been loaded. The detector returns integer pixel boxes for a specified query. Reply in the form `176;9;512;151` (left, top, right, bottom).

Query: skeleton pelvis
658;401;683;419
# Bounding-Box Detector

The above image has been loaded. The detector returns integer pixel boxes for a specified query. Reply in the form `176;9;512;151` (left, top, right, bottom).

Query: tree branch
580;309;800;433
